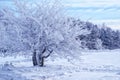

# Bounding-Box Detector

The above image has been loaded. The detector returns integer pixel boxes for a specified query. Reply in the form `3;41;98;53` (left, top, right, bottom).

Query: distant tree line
67;18;120;50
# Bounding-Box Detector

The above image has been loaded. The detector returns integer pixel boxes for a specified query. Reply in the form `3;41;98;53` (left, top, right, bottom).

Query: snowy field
0;50;120;80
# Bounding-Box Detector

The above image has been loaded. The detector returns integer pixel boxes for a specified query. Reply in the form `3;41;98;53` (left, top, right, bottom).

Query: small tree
21;0;65;66
1;0;82;67
1;0;66;66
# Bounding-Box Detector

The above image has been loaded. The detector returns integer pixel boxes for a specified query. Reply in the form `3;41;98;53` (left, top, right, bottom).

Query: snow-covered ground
0;50;120;80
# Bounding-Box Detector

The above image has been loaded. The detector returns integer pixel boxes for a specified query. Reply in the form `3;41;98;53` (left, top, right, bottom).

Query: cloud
64;0;120;9
91;19;120;30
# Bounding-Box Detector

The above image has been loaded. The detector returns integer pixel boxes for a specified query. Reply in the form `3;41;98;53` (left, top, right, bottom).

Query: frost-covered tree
0;0;81;66
16;0;65;66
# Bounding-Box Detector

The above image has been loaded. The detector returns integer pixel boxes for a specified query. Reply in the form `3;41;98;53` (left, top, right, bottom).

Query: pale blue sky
0;0;120;29
63;0;120;29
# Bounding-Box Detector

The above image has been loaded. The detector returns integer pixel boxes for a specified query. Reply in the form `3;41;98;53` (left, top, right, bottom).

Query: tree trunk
32;51;45;67
32;46;52;67
32;50;38;66
37;47;46;67
39;56;44;67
